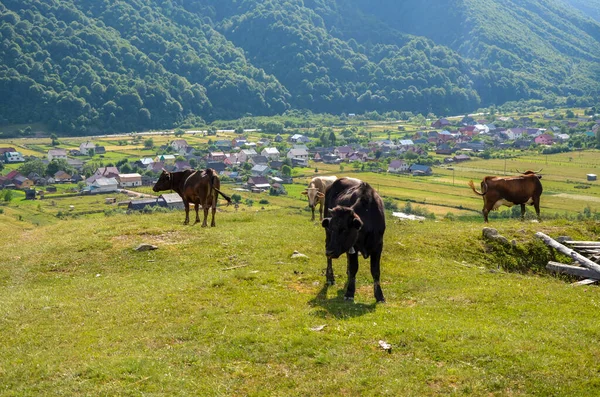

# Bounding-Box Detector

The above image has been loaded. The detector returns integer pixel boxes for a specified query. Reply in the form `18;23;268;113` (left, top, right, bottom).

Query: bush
259;199;269;205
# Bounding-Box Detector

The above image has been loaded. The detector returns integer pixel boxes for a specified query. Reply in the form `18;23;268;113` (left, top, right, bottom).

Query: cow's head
321;206;363;259
301;187;325;208
152;170;172;192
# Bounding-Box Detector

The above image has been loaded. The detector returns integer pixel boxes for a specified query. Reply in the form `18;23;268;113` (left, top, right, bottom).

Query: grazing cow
321;177;386;302
468;170;543;223
301;175;337;221
153;168;231;226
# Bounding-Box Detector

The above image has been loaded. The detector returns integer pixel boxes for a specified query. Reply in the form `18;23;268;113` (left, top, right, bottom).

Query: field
2;203;600;395
2;126;600;394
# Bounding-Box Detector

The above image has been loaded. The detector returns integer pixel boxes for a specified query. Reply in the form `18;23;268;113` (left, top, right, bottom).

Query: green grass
1;203;600;395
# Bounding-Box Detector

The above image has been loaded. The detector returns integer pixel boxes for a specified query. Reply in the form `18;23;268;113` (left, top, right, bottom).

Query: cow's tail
213;186;232;205
207;170;231;206
468;180;486;196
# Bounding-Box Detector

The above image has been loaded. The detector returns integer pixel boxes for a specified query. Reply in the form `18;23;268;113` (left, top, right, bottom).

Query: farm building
117;173;142;188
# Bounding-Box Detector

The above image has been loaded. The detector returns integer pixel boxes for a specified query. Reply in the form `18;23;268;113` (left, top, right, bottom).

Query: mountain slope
0;0;599;135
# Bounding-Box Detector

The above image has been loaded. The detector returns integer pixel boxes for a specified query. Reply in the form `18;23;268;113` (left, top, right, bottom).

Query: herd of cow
153;168;544;302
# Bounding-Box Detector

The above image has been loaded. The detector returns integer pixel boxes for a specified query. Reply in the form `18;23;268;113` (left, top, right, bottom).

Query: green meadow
1;202;600;395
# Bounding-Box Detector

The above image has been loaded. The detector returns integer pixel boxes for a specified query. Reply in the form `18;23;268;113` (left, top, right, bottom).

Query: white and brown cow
301;175;337;221
468;170;543;223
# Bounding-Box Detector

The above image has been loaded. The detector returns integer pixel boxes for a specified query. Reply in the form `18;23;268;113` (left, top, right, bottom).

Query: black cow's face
152;171;171;192
321;206;363;259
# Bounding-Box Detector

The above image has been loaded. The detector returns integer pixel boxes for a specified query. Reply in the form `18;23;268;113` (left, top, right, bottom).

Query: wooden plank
571;279;599;286
547;261;600;279
536;232;600;274
564;241;600;246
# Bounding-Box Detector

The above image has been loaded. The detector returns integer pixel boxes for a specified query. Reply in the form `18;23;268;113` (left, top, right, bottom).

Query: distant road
89;129;260;139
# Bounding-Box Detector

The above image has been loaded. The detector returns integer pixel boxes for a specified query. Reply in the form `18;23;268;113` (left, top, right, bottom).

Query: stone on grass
135;244;158;252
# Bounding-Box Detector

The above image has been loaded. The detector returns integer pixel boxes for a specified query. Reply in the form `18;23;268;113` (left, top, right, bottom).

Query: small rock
482;227;499;239
291;250;308;259
310;325;326;332
135;244;158;252
378;340;392;353
556;236;573;243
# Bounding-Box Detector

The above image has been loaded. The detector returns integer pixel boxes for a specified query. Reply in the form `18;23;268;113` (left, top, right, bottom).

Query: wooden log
571;279;599;286
546;261;600;279
564;241;600;246
535;232;600;274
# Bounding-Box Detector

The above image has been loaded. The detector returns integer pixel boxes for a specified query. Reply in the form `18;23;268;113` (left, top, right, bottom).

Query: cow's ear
321;218;330;229
301;191;308;195
316;191;325;198
351;217;363;230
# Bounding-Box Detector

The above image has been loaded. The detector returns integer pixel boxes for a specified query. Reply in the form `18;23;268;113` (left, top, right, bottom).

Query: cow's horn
534;168;543;173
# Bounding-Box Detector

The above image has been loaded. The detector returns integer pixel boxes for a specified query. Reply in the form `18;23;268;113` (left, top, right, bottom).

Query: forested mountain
0;0;599;135
560;0;600;23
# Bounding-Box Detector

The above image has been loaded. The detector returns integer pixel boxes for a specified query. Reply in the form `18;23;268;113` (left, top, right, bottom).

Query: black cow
321;177;386;302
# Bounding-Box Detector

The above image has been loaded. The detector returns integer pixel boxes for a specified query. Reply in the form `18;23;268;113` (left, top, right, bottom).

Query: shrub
259;199;269;205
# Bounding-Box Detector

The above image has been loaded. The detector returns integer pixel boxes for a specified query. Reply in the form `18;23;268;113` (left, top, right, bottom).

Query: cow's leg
482;207;489;223
318;201;324;221
326;257;335;286
310;205;315;221
210;195;217;227
533;199;542;222
193;202;202;225
344;251;359;301
201;206;209;227
370;249;385;303
520;204;526;221
183;201;190;225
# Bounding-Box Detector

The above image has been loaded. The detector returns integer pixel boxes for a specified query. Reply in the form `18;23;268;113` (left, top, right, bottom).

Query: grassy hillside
1;204;600;395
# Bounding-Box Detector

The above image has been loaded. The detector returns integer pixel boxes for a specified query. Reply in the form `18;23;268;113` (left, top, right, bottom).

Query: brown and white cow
468;170;543;223
153;168;231;227
301;175;337;221
321;177;386;302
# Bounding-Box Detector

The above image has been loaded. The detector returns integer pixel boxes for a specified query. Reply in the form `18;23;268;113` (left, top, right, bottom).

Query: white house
170;139;189;154
238;149;258;163
505;128;527;140
388;160;409;173
287;148;309;161
48;149;67;161
89;177;119;194
117;173;142;188
261;147;280;160
79;141;96;155
4;151;25;163
288;134;310;144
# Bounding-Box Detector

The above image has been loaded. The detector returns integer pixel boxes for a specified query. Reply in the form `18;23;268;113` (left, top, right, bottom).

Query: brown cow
153;168;231;227
301;175;337;221
468;170;543;223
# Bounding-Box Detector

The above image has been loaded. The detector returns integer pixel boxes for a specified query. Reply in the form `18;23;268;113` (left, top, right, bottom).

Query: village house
209;152;227;162
388;160;409;173
79;141;96;155
431;118;451;129
117;173;142;188
408;164;433;176
534;134;554;145
287;148;309;163
251;164;270;177
155;154;176;164
0;147;16;157
54;171;72;183
246;176;270;192
12;174;34;189
231;137;247;147
334;146;353;159
3;151;25;163
86;166;120;184
48;148;67;161
238;149;257;163
261;147;280;160
288;134;311;144
250;155;269;166
505;128;527;140
87;177;119;194
170;139;189;154
207;161;226;173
